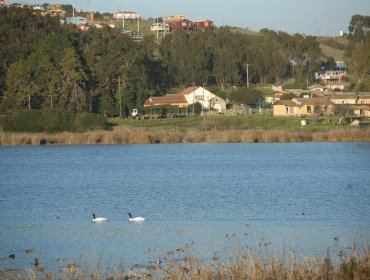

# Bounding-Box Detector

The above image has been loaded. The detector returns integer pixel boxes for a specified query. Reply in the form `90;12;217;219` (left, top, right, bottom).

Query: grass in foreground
1;245;369;279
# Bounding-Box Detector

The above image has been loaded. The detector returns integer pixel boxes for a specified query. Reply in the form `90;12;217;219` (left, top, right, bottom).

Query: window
307;106;312;113
286;106;289;114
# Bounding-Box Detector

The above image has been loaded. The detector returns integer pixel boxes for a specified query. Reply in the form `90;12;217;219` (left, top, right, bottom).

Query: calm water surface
0;143;369;271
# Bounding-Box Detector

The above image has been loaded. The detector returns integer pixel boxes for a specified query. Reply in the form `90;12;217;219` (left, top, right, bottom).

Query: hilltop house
162;14;186;22
315;61;347;83
273;98;335;116
194;20;214;30
169;19;194;31
144;86;227;113
114;11;140;20
151;22;170;34
46;5;66;18
66;16;87;25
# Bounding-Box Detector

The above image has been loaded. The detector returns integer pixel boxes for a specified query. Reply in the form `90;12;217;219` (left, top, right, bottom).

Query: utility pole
246;63;250;88
50;94;54;109
121;1;125;29
156;17;159;39
90;0;94;22
118;76;122;117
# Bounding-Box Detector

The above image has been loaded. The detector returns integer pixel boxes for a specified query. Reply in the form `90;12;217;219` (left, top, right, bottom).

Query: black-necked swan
92;213;107;222
128;212;145;222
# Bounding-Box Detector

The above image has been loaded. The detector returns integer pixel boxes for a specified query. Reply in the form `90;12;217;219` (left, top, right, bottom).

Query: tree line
0;7;369;117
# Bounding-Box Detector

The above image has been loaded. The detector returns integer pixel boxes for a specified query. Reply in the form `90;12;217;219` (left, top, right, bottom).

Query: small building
144;86;227;113
162;14;185;23
325;82;351;91
357;93;370;105
144;94;189;108
114;11;139;20
194;20;214;29
351;106;370;117
151;22;170;33
169;19;194;31
47;5;66;18
329;94;358;105
264;90;289;104
308;84;324;92
92;20;115;29
273;98;335;117
66;17;87;25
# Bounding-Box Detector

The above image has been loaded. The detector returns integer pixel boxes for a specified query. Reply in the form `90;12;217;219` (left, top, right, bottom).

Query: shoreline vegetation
1;246;369;279
1;126;370;146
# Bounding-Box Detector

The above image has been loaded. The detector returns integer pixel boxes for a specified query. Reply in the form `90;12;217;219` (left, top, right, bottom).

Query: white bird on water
92;213;107;222
128;212;145;222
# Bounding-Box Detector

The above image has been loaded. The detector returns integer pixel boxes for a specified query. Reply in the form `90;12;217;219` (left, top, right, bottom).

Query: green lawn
110;115;345;132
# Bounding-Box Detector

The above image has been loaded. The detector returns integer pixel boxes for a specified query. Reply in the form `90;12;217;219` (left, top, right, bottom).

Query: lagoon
0;143;369;272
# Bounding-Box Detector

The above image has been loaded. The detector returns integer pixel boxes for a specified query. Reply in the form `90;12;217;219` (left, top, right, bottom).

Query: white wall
184;87;214;109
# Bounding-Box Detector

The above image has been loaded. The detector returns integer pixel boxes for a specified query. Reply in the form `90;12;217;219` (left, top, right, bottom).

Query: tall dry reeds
1;126;370;146
2;246;369;280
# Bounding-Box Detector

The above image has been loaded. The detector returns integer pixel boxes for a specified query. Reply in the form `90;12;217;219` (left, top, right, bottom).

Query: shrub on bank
0;109;110;133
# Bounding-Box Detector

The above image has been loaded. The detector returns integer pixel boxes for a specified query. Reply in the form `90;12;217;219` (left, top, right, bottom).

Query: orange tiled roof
178;86;200;96
144;94;188;106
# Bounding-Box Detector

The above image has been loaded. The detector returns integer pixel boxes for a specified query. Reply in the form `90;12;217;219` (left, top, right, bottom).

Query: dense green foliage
228;87;264;106
0;7;369;122
0;7;326;117
0;109;109;132
348;14;370;43
345;15;370;91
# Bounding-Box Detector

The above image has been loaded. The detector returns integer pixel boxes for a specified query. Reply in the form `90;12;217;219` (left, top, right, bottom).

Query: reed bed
1;246;369;280
1;126;370;146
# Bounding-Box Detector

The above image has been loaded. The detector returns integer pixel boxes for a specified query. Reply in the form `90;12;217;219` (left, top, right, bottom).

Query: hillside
317;36;349;60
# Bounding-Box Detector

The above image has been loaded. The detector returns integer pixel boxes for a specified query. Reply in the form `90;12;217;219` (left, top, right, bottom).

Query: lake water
1;143;369;272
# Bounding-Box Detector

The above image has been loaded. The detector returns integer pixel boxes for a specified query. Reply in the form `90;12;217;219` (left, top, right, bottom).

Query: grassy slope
319;43;345;60
110;115;347;132
317;36;349;60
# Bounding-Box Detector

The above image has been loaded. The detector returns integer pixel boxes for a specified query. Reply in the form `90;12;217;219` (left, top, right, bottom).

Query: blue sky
6;0;370;36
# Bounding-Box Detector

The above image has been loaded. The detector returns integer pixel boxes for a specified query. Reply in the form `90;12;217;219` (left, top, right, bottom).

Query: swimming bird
92;213;107;222
128;212;145;222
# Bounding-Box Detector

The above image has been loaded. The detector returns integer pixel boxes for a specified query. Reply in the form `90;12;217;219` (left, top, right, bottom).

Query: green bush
0;109;109;132
283;80;307;90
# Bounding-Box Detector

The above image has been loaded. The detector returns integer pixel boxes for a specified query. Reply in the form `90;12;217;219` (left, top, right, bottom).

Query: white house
151;22;170;33
114;11;139;20
183;86;226;113
144;86;227;113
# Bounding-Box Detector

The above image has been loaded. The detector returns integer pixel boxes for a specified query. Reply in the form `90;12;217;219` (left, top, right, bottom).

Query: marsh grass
2;245;369;280
1;126;370;146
